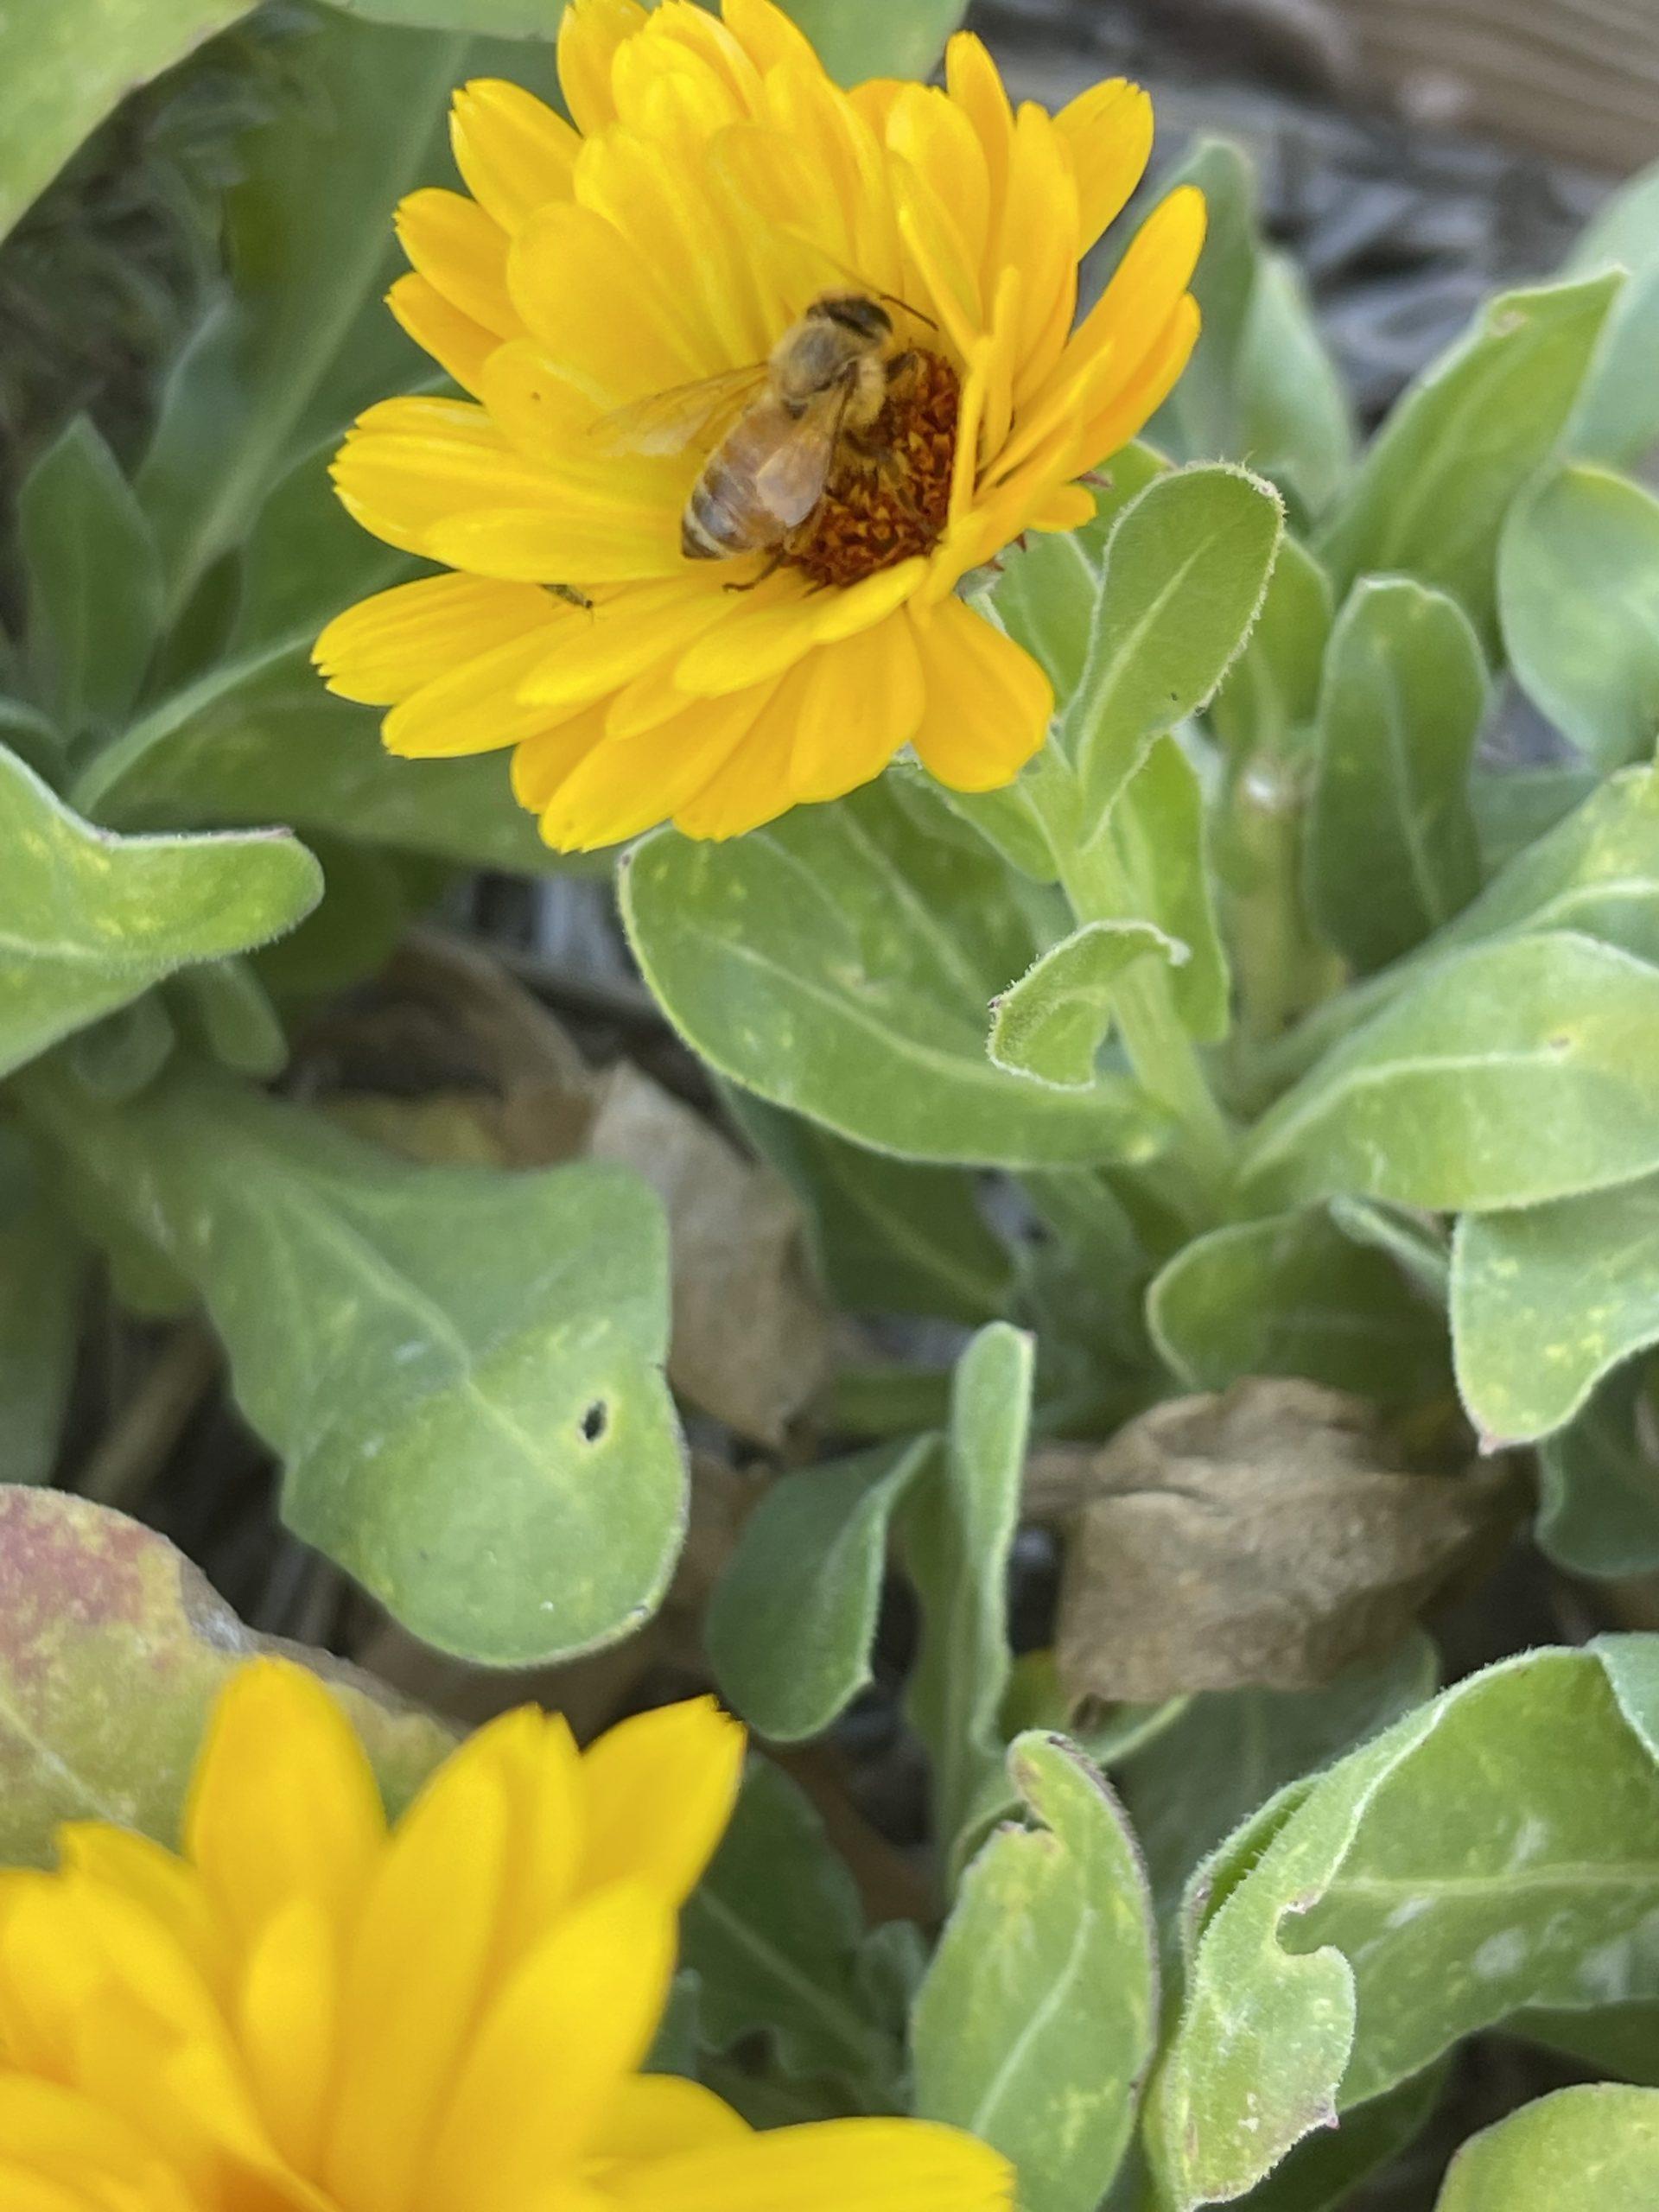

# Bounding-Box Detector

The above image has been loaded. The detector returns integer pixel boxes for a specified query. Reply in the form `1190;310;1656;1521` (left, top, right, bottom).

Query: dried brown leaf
1046;1379;1520;1704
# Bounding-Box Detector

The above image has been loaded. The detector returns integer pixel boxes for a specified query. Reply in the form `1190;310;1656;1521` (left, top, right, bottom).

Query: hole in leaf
580;1401;608;1443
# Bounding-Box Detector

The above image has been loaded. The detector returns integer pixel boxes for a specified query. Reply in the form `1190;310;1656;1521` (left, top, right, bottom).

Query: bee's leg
722;549;787;594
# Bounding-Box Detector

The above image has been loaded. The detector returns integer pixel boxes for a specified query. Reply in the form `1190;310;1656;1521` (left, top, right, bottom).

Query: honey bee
594;294;914;569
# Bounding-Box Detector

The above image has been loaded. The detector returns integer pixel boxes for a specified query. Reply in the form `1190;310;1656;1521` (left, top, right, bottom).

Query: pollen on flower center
785;349;960;590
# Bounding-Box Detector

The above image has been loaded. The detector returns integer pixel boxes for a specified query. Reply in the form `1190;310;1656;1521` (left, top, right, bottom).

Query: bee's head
809;294;893;343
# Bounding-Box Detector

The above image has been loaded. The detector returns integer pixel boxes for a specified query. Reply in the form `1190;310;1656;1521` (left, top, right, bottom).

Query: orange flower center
785;350;960;588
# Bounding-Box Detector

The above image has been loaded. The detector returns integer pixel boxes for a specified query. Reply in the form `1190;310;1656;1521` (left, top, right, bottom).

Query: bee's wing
753;390;844;527
589;364;770;456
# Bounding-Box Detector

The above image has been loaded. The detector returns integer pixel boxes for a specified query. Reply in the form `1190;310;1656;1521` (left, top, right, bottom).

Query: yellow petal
428;502;679;584
671;714;797;840
316;574;560;705
1054;78;1154;251
425;1880;678;2210
1027;481;1097;532
1063;182;1206;393
507;200;709;404
673;591;827;696
537;687;771;852
395;188;519;338
944;34;1013;207
522;579;729;709
887;85;989;287
605;2117;1014;2212
557;0;648;136
237;1897;336;2176
384;624;581;757
721;0;822;77
450;78;580;232
387;272;499;397
1080;290;1202;466
512;704;613;814
578;1697;744;1904
0;2072;168;2185
184;1660;384;1952
995;105;1077;400
324;1727;513;2212
910;599;1052;791
54;1825;223;1997
331;396;565;560
786;618;926;804
588;2075;753;2164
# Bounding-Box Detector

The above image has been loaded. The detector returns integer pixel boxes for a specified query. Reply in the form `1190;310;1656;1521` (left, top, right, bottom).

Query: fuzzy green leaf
1152;1639;1659;2208
1149;1208;1448;1405
902;1324;1033;1855
621;778;1169;1171
682;1759;899;2101
730;1099;1012;1325
26;1064;683;1666
1501;463;1659;769
1209;534;1334;758
1306;580;1486;972
1565;161;1659;467
1537;1371;1659;1580
1319;273;1624;651
17;419;162;735
1109;735;1232;1040
707;1440;933;1744
1452;1177;1659;1445
0;0;251;244
1437;2085;1659;2210
912;1733;1158;2212
1243;932;1659;1215
1065;465;1285;830
0;1486;449;1866
988;918;1179;1090
0;743;320;1084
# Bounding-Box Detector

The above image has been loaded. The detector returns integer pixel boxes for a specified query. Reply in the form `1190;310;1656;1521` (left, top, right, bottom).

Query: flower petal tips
316;0;1203;849
0;1658;1014;2212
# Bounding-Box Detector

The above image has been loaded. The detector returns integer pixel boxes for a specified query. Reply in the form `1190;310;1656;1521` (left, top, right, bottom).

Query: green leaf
620;778;1169;1171
1151;140;1355;527
902;1324;1033;1856
730;1097;1012;1325
17;418;162;734
0;1130;86;1488
1306;580;1486;972
0;1485;450;1866
1472;762;1600;876
777;0;969;85
169;958;288;1079
67;996;178;1102
1119;1635;1439;1924
1209;534;1334;758
1148;1209;1448;1405
1537;1370;1659;1580
136;14;477;621
989;444;1170;708
706;1439;933;1744
1452;1176;1659;1445
1319;273;1624;652
74;649;555;874
24;1064;684;1665
320;0;563;28
1065;465;1285;830
912;1732;1158;2212
1109;735;1232;1041
682;1758;899;2101
1150;1640;1659;2209
0;743;321;1084
988;919;1179;1090
1565;161;1659;467
1232;2063;1449;2212
1436;2085;1659;2210
1241;932;1659;1215
1500;463;1659;769
0;0;251;245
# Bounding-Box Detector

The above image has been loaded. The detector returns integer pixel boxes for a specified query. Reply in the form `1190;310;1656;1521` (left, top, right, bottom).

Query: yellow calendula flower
314;0;1205;849
0;1660;1011;2212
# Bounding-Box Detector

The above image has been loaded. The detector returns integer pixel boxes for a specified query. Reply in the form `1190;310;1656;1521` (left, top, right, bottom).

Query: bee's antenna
874;286;938;334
